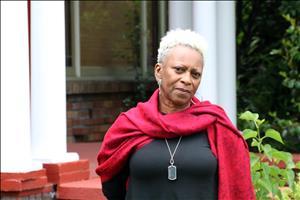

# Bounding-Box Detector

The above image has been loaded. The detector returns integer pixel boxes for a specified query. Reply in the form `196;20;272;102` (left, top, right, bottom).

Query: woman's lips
175;88;191;94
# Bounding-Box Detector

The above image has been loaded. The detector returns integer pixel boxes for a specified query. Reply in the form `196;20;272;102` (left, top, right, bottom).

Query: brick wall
66;80;155;143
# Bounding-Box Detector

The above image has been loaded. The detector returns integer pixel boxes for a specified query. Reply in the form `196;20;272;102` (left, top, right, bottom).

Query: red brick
0;169;46;181
102;101;113;108
67;111;78;119
71;102;81;109
47;169;90;184
67;119;72;128
72;127;91;135
57;178;106;200
72;118;104;126
78;110;90;120
43;160;89;175
99;124;110;132
92;108;106;117
1;179;21;191
67;128;73;136
67;103;72;110
23;183;53;197
88;134;103;141
93;101;103;108
1;184;53;198
104;116;116;124
1;176;48;192
22;176;48;191
71;119;81;126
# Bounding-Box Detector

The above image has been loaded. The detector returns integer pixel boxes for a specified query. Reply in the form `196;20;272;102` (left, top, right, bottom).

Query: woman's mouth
175;88;191;94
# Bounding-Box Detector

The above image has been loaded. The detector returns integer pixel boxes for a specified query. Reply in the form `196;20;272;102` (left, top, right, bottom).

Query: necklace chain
164;136;182;165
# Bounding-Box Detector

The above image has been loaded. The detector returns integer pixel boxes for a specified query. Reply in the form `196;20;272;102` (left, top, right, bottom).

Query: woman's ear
154;63;163;82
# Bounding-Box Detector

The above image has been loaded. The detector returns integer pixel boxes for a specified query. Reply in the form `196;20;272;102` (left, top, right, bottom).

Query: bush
236;1;300;152
239;111;300;199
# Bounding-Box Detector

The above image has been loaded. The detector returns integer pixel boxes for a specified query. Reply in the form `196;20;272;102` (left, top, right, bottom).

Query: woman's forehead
163;46;203;67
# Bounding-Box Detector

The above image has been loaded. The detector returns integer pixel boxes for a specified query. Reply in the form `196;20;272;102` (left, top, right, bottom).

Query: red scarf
96;89;255;200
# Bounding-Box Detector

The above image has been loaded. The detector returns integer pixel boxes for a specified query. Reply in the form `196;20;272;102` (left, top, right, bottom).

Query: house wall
66;80;156;142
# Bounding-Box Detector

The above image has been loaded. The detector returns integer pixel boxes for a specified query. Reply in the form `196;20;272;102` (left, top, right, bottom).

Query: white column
141;1;148;78
1;1;41;172
158;1;167;38
169;1;193;30
216;1;237;124
71;1;81;78
30;1;78;163
193;1;218;104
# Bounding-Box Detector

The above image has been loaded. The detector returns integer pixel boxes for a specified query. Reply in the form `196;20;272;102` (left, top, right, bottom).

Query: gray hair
157;29;207;64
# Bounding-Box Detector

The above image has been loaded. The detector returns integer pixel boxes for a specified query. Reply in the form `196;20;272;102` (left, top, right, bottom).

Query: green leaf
256;119;265;126
265;129;284;144
286;169;295;188
257;163;272;193
257;179;272;194
242;129;258;140
286;159;296;169
270;49;282;55
250;153;260;169
296;162;300;169
272;151;293;167
239;111;259;121
279;71;287;78
268;165;280;177
252;171;261;183
261;144;272;161
251;139;259;148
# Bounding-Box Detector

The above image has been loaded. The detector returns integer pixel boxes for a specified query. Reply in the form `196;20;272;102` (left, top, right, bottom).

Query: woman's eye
192;72;201;79
174;67;184;73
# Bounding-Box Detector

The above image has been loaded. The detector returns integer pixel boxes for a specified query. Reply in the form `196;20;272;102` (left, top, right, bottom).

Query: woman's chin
172;98;192;109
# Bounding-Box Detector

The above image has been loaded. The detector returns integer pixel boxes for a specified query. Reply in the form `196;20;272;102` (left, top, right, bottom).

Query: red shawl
96;89;255;200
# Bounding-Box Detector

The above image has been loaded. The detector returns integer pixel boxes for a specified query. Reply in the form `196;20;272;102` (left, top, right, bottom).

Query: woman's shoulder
194;100;227;116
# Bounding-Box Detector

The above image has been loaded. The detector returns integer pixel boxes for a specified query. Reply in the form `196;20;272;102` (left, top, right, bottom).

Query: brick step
57;178;106;200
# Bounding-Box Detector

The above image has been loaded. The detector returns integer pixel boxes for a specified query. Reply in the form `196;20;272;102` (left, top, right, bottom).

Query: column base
0;169;53;199
57;177;106;200
43;159;90;185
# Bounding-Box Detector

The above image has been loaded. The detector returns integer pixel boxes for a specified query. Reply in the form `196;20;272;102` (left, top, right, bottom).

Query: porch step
57;177;106;200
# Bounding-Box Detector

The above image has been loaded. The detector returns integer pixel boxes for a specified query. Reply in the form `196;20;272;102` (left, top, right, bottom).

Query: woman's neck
158;95;191;114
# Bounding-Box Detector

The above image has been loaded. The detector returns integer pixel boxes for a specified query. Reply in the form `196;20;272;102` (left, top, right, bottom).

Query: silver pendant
168;164;177;180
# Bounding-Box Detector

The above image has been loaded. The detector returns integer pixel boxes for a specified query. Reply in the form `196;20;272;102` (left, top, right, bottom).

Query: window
65;1;167;81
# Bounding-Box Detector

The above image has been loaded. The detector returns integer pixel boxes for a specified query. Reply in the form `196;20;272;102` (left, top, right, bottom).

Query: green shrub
239;111;300;199
236;0;300;153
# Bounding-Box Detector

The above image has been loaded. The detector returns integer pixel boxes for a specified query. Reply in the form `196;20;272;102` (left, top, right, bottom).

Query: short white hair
157;29;207;64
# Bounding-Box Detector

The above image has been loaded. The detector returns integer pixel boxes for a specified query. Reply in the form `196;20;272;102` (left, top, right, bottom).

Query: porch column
30;1;78;163
216;1;237;124
169;1;192;29
193;1;218;104
1;1;41;172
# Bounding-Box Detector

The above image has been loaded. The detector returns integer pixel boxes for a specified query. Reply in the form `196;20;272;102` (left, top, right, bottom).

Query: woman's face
155;45;204;112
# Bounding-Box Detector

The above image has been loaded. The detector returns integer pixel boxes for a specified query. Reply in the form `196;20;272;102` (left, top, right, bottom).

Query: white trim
141;1;148;78
30;1;79;163
169;1;193;30
72;1;81;77
1;1;42;172
216;1;237;125
158;1;167;38
193;1;218;104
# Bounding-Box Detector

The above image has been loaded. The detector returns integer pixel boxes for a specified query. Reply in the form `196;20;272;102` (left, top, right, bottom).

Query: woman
96;29;255;200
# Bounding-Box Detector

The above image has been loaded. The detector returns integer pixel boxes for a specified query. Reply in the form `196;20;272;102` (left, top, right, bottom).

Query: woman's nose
180;73;192;85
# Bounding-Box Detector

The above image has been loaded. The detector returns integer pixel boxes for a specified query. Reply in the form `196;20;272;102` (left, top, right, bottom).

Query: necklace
164;136;182;181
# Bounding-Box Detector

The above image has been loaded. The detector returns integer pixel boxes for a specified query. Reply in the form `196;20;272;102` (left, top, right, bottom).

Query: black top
102;133;218;200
